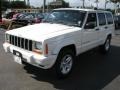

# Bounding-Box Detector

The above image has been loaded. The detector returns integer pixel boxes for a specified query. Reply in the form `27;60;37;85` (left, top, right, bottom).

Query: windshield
44;10;86;27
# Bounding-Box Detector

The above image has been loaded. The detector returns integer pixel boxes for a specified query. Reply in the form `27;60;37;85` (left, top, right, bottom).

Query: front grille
9;35;32;51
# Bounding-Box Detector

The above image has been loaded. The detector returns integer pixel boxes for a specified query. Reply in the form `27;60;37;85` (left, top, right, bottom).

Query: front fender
52;38;76;55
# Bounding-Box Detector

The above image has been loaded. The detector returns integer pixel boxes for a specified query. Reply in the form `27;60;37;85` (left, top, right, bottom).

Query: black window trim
84;12;97;29
98;12;107;26
105;12;113;25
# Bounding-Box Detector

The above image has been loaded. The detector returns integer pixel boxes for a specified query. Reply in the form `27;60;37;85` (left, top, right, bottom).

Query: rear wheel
55;49;75;79
99;36;111;54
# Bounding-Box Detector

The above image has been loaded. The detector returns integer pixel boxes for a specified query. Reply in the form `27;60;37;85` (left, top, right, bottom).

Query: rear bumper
3;42;57;69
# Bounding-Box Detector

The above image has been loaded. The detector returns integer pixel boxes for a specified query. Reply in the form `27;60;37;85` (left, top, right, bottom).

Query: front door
82;12;99;51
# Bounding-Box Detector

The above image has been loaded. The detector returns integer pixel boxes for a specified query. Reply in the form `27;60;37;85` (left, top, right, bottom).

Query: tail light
45;44;48;55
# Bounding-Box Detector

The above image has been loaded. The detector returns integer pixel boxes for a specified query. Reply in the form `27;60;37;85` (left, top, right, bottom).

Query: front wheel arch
54;47;76;79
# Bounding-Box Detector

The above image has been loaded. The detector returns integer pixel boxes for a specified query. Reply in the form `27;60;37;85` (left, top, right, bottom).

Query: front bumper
3;42;57;69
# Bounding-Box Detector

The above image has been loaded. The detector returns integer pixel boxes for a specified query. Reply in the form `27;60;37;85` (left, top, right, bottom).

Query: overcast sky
28;0;114;9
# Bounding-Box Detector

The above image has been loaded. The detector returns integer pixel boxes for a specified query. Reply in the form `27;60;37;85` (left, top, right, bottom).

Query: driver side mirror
84;22;96;29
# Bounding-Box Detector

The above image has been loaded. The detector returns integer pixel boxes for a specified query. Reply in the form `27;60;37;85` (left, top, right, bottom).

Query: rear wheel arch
108;34;112;39
99;34;112;54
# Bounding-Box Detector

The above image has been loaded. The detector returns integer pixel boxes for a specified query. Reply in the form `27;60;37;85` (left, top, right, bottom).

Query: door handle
104;26;108;29
95;28;99;31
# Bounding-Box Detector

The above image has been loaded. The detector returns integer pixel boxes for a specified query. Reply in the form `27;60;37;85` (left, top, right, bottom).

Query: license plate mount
13;50;22;64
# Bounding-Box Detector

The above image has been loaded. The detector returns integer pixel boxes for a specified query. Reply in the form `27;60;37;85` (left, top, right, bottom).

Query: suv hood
6;23;79;41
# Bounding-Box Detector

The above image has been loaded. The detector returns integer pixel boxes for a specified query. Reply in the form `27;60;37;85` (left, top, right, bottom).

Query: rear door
105;13;114;36
97;12;107;43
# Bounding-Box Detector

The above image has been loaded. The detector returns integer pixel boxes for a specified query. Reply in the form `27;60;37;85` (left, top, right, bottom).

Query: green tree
1;0;10;10
61;0;69;7
110;0;120;14
10;1;28;8
110;0;118;3
1;0;28;10
49;0;69;9
0;0;1;20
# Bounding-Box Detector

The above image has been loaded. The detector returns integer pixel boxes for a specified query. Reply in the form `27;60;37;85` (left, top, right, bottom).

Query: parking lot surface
0;28;120;90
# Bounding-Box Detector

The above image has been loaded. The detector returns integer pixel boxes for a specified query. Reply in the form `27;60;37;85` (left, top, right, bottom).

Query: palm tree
105;0;110;9
110;0;118;3
95;0;99;8
110;0;120;14
82;0;85;8
0;0;2;21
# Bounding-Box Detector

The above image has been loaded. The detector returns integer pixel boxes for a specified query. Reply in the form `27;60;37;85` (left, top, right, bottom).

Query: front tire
55;49;75;79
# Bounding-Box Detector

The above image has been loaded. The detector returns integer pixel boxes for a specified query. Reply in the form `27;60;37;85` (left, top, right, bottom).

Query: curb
115;30;120;35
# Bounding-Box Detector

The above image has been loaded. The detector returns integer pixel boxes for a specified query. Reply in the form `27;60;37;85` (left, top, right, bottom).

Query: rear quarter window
98;13;106;26
105;13;113;24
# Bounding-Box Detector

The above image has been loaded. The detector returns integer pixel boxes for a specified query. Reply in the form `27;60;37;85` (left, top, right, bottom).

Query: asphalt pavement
0;28;120;90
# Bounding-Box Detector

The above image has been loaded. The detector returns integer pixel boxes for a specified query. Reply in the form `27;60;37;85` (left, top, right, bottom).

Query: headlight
33;42;43;54
34;42;42;50
5;34;9;42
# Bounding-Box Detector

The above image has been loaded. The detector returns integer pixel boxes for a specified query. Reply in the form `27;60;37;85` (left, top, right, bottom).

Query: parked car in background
3;11;16;19
0;18;2;22
4;12;45;30
12;13;21;20
13;13;44;25
114;15;120;29
0;11;16;29
0;18;2;24
42;12;49;19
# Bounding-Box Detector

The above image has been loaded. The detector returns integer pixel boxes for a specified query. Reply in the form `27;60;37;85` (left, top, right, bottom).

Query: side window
84;13;97;29
98;13;106;26
105;13;113;24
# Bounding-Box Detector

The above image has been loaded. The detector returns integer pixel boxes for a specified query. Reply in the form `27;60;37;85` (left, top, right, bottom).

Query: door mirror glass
84;13;97;29
85;22;96;29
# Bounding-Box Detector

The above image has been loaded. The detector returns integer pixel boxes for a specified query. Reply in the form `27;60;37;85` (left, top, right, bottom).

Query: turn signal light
33;49;42;54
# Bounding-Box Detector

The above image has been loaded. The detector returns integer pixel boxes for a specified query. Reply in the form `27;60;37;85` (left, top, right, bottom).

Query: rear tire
99;36;111;54
55;49;75;79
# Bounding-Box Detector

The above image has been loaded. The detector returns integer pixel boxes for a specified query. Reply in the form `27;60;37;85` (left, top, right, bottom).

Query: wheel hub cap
60;55;73;74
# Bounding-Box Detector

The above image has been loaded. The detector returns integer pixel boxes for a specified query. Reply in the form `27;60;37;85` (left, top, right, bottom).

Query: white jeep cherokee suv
3;8;114;78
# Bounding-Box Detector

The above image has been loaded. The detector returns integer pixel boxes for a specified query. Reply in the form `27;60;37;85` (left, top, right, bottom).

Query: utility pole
115;3;117;15
110;0;118;15
47;1;50;12
95;0;99;9
0;0;1;19
43;0;46;13
8;0;11;3
105;0;107;9
27;0;30;6
105;0;109;9
24;0;26;5
82;0;85;8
